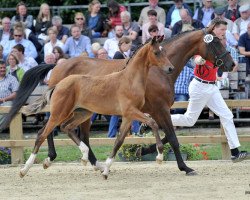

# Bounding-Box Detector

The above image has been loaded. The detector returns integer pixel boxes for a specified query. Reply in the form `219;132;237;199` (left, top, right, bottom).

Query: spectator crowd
0;0;250;137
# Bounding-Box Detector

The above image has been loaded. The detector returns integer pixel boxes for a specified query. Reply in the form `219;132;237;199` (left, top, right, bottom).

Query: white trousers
171;78;240;149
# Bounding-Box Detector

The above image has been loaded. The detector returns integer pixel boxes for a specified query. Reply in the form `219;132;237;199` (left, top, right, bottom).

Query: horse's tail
0;64;56;130
23;87;55;115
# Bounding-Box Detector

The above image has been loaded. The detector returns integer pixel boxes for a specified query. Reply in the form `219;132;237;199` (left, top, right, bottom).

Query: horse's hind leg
78;120;104;172
20;119;58;178
60;108;93;165
102;118;132;179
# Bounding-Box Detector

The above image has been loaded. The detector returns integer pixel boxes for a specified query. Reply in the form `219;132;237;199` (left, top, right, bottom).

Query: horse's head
199;19;234;72
148;35;174;74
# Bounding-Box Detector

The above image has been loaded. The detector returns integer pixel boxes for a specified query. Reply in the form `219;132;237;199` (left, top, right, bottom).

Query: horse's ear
206;23;216;34
158;35;164;43
150;36;157;45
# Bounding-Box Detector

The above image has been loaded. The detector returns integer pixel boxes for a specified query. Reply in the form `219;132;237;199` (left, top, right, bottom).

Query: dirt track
0;161;249;200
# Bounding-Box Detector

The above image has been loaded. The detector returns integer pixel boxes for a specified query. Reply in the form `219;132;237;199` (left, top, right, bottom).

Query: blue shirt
193;7;214;27
63;35;93;58
174;65;194;94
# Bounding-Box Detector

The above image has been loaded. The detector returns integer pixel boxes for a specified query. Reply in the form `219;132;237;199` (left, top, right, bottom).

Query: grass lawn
24;132;250;163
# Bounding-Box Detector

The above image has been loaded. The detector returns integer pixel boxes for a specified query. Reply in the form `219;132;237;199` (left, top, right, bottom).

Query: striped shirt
0;74;19;99
226;45;238;63
174;65;194;94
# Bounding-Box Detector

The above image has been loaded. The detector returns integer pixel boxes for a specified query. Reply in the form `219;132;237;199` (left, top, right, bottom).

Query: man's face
0;64;6;77
71;27;81;39
227;0;237;7
175;1;183;9
115;26;124;38
213;24;227;39
148;14;157;23
2;19;11;31
97;49;108;59
240;10;250;20
180;12;191;24
121;14;129;24
149;0;158;8
13;30;23;42
203;0;213;8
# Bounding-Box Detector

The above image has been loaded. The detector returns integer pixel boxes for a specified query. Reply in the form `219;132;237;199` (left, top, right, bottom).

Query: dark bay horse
19;36;174;178
0;23;234;176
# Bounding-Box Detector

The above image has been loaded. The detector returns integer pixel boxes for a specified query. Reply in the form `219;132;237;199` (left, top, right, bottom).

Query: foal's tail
0;64;56;130
23;87;55;116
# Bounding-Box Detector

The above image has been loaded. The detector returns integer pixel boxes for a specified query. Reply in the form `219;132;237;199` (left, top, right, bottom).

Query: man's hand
194;55;206;65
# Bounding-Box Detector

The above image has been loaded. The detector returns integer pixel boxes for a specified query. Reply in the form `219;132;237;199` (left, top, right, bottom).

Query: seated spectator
232;4;250;41
11;44;38;72
74;12;92;39
224;0;240;22
34;3;52;44
103;25;124;58
52;46;68;64
96;48;109;59
0;60;19;106
238;22;250;76
142;10;165;44
128;30;141;54
213;7;234;32
0;45;4;60
106;0;126;28
85;0;104;38
44;27;64;58
3;26;37;60
6;52;25;82
166;0;193;29
91;42;101;57
121;11;140;36
11;1;33;30
0;17;13;47
52;16;70;44
63;25;93;58
172;64;194;114
171;9;204;36
193;0;214;27
138;0;166;27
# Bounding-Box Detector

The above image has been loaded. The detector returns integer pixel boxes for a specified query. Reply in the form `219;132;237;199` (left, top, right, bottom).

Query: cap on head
239;4;250;13
214;7;225;15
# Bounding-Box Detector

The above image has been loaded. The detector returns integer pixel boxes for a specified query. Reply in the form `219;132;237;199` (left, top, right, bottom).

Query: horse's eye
154;51;160;56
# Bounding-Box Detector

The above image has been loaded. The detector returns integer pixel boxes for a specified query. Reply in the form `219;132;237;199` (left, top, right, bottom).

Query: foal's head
198;18;235;72
146;36;174;74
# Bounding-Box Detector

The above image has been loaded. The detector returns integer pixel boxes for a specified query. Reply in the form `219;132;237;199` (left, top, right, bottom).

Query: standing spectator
166;0;193;29
106;0;126;28
0;60;19;106
3;26;37;60
11;44;38;72
35;3;52;44
85;0;104;38
0;17;13;47
103;25;124;58
224;0;240;22
74;12;92;39
11;1;33;30
44;27;64;58
238;22;250;76
63;25;93;58
138;0;166;27
6;53;24;82
193;0;214;27
232;4;250;41
121;11;140;36
171;9;204;36
142;10;165;44
52;16;70;44
107;37;140;138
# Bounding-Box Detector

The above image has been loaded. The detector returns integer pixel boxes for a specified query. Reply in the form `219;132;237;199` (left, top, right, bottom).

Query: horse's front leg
102;118;131;179
20;121;56;178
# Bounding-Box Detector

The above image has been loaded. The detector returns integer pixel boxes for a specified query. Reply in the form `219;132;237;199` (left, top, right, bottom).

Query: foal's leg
60;109;93;165
20;119;58;178
78;120;104;172
102;118;132;179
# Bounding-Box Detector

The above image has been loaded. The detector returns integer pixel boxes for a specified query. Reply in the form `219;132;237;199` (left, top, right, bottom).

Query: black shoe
231;151;250;163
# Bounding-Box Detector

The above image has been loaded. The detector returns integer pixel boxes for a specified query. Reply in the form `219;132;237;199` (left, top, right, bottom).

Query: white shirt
44;39;64;58
232;17;250;36
103;37;119;59
171;8;182;27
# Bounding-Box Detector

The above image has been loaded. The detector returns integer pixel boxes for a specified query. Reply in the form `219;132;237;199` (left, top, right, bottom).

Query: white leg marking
93;161;105;172
102;157;114;177
79;141;89;165
156;147;163;164
20;153;37;177
43;157;52;169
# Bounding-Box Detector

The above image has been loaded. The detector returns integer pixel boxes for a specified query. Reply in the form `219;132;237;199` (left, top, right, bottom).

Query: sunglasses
76;18;84;20
14;34;22;37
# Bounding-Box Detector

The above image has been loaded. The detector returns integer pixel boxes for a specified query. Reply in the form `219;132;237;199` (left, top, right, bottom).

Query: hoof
186;171;198;176
43;158;52;169
19;170;25;178
81;159;88;166
156;158;163;164
102;173;108;180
